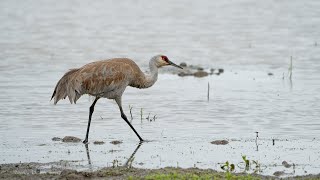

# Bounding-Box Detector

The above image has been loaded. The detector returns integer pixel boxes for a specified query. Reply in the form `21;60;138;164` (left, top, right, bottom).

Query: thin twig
255;131;259;151
207;82;210;101
288;56;293;80
146;113;150;121
129;105;133;122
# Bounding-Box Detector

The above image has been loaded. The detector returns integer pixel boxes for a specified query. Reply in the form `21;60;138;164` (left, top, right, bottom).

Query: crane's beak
168;60;183;69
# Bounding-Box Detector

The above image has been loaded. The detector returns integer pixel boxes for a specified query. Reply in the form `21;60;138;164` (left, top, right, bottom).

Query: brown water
1;0;320;177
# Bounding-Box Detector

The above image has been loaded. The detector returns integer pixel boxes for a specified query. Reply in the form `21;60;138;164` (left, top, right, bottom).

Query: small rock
268;72;274;76
62;136;81;143
179;62;187;67
110;140;123;145
93;141;105;145
282;161;292;168
273;171;285;176
218;68;224;73
52;137;62;141
211;140;229;145
194;71;208;78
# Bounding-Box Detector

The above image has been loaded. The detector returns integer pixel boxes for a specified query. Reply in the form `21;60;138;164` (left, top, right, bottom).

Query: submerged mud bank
162;62;224;77
1;162;320;180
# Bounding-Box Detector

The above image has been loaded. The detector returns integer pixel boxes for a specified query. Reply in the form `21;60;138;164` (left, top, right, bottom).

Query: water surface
0;0;320;176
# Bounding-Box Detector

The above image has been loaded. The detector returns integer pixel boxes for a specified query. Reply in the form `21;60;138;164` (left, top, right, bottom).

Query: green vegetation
242;155;250;171
220;155;261;174
220;161;235;172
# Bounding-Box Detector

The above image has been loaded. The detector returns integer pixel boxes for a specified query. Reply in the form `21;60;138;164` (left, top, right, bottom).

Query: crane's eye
161;56;169;62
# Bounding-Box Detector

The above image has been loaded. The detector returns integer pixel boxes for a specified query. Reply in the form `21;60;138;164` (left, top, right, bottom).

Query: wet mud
1;163;320;180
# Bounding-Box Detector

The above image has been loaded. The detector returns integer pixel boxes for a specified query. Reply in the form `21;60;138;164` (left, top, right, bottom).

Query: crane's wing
52;58;143;104
74;59;142;98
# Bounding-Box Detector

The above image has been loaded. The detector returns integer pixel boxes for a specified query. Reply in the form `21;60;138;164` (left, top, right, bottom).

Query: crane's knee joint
89;106;95;112
121;113;127;120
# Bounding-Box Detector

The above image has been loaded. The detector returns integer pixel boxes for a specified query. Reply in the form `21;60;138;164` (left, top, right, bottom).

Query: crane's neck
142;59;158;88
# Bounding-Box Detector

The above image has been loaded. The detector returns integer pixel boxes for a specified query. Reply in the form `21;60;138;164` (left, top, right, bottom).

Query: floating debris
194;71;208;78
178;72;193;77
93;141;105;145
197;67;204;71
110;140;123;145
108;149;122;153
179;62;187;67
169;63;224;78
211;140;229;145
273;171;285;176
62;136;81;143
282;161;292;168
52;137;62;141
268;72;274;76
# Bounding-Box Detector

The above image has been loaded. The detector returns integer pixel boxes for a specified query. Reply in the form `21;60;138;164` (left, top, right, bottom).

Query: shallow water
1;0;320;177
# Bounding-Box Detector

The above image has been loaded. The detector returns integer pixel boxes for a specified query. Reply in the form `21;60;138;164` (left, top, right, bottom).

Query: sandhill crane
51;55;182;144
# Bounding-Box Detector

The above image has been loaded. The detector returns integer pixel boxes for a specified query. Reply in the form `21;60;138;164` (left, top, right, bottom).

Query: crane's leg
115;97;144;142
83;97;100;144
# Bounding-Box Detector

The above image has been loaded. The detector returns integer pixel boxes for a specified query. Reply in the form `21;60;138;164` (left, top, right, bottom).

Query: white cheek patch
158;58;166;66
164;61;170;66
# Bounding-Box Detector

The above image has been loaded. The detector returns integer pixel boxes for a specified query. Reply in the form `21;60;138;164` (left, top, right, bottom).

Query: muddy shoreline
1;162;320;180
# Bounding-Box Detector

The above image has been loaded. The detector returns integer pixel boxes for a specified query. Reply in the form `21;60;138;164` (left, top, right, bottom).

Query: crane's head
153;55;183;69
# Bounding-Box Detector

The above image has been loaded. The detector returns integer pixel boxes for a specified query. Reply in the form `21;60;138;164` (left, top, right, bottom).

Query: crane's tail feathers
51;68;81;104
